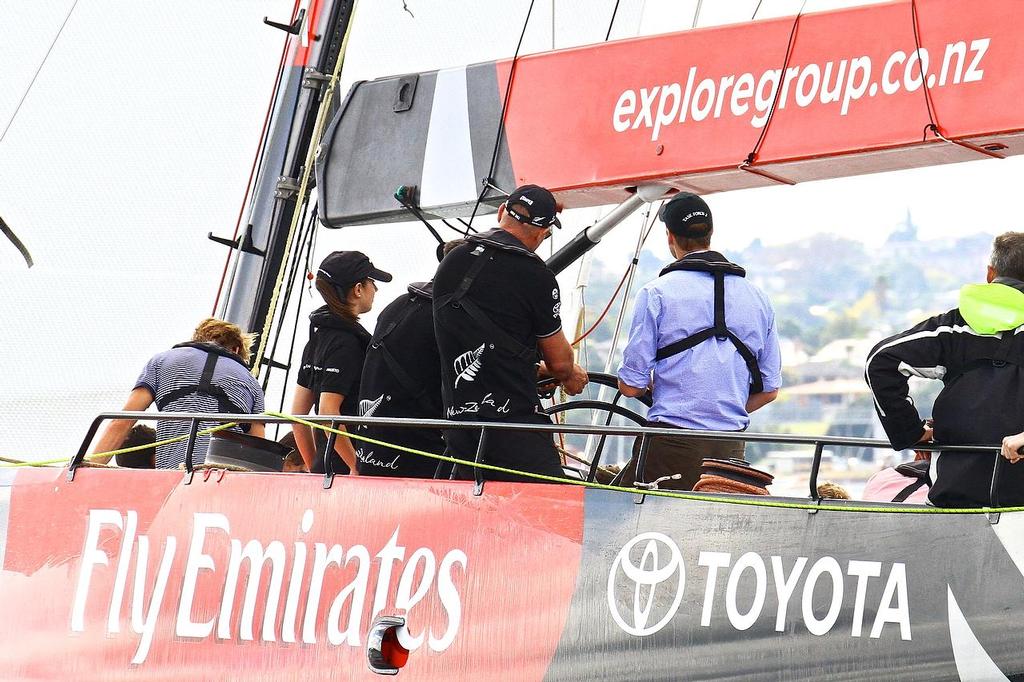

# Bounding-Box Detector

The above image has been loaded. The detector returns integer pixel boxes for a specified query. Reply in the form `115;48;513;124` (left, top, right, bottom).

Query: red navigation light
381;627;410;669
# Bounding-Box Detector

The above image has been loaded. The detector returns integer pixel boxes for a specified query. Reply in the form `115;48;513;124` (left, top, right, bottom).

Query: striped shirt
135;345;264;469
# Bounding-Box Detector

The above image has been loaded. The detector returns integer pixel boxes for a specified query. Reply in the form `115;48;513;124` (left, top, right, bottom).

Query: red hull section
0;468;583;680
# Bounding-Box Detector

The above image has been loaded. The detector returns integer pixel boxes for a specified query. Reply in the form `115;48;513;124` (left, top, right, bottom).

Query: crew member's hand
562;364;589;396
917;425;934;444
1001;432;1024;464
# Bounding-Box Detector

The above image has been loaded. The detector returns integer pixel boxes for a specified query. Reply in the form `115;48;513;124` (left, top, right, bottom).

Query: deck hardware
263;10;305;35
366;615;409;675
393;75;419;112
322;420;339;489
275;175;302;199
208;225;265;256
472;427;488;497
182;418;200;485
302;68;331;91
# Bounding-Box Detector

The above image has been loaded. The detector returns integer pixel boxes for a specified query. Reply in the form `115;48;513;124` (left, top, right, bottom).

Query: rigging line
570;204;659;347
604;0;621;41
740;0;808;167
274;204;320;438
251;0;360;376
909;0;938;137
212;0;302;315
467;0;537;228
750;0;764;21
691;0;703;29
0;0;79;145
261;201;316;392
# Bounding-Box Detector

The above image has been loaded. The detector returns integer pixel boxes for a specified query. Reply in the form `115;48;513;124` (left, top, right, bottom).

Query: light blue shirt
617;265;782;430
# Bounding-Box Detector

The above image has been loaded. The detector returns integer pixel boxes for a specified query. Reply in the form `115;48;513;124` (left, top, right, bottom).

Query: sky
0;0;1018;460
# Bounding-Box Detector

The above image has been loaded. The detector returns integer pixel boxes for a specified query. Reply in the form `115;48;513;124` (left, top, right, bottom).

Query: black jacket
866;279;1024;507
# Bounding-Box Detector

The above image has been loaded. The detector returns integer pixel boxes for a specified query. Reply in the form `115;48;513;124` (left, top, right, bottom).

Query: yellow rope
0;422;238;468
250;1;361;375
265;412;1024;515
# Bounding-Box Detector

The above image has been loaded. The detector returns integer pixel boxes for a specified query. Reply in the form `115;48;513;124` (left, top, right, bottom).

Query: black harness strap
654;269;765;395
892;478;928;503
371;296;430;401
155;350;248;415
439;247;535;361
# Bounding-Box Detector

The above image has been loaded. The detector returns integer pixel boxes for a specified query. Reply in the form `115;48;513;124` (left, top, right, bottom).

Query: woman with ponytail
290;251;392;474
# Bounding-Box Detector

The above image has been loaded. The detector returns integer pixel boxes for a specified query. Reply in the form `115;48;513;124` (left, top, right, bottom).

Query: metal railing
70;409;1010;507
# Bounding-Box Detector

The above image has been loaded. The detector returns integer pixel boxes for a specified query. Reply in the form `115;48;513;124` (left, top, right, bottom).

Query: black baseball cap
659;192;713;237
504;184;562;229
317;251;392;287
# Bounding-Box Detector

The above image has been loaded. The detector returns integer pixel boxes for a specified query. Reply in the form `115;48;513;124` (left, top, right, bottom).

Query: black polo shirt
355;282;445;478
432;228;562;423
296;306;370;473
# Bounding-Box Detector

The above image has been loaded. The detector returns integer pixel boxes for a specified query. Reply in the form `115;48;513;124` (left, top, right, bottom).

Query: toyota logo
607;532;685;636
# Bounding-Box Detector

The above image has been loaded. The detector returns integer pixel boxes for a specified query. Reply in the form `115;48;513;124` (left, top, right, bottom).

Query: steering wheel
539;372;652;483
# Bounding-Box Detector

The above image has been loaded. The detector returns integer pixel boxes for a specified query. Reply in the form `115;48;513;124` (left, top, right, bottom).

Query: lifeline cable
740;0;809;168
467;0;537;228
212;0;303;315
267;412;1024;515
16;411;1024;516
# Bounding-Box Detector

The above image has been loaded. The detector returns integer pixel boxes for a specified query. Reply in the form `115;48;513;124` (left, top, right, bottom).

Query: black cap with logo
317;251;393;287
504;184;562;229
659;192;713;237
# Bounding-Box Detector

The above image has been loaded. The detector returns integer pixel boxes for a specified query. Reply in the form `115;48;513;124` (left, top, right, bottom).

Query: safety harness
654;251;764;394
434;229;539;361
155;342;250;415
369;282;433;401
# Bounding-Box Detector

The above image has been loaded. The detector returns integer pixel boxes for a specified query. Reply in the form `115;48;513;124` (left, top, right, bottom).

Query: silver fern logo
359;394;385;417
453;344;485;388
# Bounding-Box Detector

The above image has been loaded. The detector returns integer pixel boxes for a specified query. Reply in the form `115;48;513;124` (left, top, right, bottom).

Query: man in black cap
615;192;782;490
433;184;588;483
291;250;391;474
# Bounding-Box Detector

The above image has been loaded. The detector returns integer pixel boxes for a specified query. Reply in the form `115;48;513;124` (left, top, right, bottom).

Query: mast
221;0;357;369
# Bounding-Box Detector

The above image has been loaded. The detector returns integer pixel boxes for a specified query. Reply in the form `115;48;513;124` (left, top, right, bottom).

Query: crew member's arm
91;387;155;464
532;270;587;395
317;392;359;475
617;286;656;398
865;311;954;449
537;334;587;395
747;302;783;413
290;386;318;471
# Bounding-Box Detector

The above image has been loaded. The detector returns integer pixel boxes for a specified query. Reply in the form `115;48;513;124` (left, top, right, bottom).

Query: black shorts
446;424;565;483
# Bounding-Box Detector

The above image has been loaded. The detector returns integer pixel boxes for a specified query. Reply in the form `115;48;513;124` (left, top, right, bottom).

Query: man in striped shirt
92;318;265;469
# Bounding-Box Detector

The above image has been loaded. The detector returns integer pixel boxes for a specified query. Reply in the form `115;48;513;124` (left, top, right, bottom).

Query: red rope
692;475;770;496
571;264;631;346
211;0;302;316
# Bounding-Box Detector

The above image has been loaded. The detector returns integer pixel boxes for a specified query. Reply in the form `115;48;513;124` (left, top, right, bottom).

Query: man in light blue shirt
616;192;782;490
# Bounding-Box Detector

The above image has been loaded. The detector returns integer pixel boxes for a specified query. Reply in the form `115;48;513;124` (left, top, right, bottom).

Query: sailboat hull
1;467;1020;680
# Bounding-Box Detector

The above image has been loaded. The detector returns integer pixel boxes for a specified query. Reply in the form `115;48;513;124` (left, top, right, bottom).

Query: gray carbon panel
543;491;1024;681
318;72;437;226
